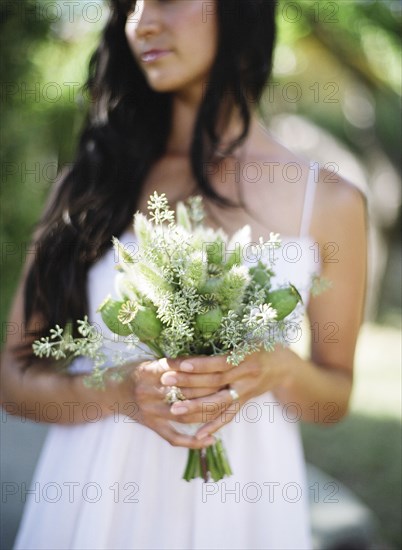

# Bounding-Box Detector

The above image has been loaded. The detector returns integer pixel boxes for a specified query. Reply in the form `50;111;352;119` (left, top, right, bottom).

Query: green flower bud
97;296;133;336
205;238;224;265
266;284;303;320
195;306;223;336
131;306;163;342
200;277;223;295
250;261;273;289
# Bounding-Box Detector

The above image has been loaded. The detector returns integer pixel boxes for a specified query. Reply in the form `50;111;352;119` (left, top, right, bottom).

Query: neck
165;88;258;158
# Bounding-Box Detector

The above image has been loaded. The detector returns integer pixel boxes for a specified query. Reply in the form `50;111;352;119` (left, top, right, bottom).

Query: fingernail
162;375;177;385
204;437;216;446
158;358;169;371
170;406;188;415
180;361;194;372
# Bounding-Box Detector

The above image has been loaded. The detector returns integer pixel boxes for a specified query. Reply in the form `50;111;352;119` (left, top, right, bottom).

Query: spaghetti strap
299;161;318;238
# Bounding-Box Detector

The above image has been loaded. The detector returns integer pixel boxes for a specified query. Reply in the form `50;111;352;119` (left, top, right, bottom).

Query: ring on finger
164;386;187;404
228;386;240;402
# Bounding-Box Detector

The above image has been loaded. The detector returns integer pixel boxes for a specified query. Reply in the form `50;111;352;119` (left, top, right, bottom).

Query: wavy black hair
19;0;278;363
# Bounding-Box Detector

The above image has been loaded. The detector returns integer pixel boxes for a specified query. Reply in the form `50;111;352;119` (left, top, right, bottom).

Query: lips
140;49;171;63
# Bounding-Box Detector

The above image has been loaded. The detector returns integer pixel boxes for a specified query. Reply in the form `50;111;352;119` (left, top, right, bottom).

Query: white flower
249;304;277;324
249;234;282;264
267;232;281;247
117;300;139;325
147;192;175;225
228;224;251;253
147;191;169;211
49;325;63;339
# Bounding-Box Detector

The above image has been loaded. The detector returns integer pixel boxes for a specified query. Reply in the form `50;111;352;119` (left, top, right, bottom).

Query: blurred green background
1;1;401;548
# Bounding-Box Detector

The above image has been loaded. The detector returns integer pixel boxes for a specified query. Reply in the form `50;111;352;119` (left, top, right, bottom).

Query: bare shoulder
236;121;367;241
249;122;310;167
312;166;368;243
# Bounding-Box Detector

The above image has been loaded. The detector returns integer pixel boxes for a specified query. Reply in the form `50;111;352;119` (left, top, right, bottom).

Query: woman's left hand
160;346;292;440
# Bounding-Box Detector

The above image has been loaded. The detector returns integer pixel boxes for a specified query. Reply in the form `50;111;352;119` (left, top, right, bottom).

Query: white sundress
14;163;321;550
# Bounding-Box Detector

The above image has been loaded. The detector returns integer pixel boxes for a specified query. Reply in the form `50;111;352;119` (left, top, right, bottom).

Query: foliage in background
271;0;401;164
266;0;401;326
1;0;104;329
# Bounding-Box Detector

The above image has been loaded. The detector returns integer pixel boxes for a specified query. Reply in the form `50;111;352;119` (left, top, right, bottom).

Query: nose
132;1;162;39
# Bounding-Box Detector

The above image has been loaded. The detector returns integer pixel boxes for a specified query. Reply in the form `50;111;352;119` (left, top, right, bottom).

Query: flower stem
215;438;232;476
182;440;232;483
145;341;164;357
183;449;197;481
200;448;209;482
206;445;221;481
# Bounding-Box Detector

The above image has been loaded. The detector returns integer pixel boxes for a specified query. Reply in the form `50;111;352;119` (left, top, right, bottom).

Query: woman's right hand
111;359;218;449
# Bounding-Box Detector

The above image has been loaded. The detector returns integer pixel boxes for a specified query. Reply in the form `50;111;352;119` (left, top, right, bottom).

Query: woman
2;1;367;549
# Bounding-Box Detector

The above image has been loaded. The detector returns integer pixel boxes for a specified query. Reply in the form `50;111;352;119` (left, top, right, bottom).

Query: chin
146;80;178;93
144;75;186;94
143;68;204;96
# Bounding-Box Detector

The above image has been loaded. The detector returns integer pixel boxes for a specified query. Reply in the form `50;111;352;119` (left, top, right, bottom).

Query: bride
2;1;367;548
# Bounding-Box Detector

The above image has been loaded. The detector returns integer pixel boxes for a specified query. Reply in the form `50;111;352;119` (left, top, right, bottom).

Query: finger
155;423;217;450
194;405;239;440
223;360;261;384
157;385;219;405
174;386;222;400
160;370;229;388
164;355;234;374
150;391;219;419
169;390;227;419
193;388;241;439
170;388;240;423
157;358;174;372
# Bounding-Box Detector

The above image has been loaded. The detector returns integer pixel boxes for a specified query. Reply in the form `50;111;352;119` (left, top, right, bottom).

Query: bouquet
33;192;324;482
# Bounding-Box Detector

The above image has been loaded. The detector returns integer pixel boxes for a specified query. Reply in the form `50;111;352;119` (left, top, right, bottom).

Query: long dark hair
19;0;278;363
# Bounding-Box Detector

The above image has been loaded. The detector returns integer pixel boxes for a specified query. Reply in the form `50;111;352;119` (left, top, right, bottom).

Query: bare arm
0;259;125;424
272;172;368;422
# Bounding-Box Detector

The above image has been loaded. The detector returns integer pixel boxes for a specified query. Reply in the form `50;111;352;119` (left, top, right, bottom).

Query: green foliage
271;0;401;165
1;0;102;329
